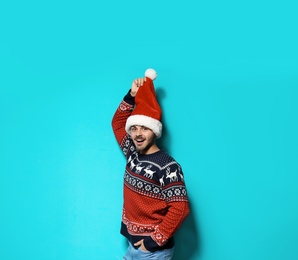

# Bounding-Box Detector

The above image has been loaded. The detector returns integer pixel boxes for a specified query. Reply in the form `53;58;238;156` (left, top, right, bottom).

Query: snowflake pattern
124;171;163;199
123;210;157;236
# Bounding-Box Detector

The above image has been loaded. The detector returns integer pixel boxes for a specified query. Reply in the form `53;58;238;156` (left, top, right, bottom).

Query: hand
134;239;148;252
130;77;146;97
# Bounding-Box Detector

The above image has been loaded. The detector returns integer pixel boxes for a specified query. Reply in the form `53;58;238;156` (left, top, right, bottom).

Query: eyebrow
130;125;148;129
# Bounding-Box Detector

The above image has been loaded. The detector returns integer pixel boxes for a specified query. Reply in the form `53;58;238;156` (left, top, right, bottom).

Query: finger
140;77;147;86
134;241;141;246
141;245;148;251
133;77;146;87
134;239;144;246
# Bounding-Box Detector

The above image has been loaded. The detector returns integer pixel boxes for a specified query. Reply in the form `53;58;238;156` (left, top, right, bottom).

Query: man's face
130;125;156;154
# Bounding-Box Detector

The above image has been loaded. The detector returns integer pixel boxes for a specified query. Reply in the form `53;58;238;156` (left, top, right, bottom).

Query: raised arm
111;77;146;150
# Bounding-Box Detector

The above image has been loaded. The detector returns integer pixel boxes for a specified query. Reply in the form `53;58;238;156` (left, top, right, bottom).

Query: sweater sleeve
111;91;135;155
144;164;190;251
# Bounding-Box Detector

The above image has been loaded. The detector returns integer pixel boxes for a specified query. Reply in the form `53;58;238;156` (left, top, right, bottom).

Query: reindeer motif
130;159;136;170
166;167;178;182
143;165;156;179
135;163;144;174
127;155;132;163
178;170;184;182
159;175;165;187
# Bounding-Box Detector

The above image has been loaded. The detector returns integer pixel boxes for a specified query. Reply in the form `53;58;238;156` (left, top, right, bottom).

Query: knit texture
112;92;189;252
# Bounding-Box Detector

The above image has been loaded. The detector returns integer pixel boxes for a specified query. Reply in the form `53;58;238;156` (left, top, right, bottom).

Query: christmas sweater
112;91;190;252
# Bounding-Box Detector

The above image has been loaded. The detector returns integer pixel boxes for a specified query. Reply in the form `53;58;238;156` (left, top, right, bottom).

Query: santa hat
125;68;162;138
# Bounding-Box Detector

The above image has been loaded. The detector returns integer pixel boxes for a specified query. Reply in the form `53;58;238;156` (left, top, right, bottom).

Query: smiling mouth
135;139;145;144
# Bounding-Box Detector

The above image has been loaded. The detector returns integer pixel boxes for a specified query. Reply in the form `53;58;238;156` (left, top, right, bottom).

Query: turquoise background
1;0;298;259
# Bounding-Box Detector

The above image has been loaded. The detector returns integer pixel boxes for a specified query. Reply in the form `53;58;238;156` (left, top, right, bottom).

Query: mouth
135;138;145;145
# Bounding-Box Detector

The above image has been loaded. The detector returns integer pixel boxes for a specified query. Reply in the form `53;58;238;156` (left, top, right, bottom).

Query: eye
130;126;137;132
141;126;149;131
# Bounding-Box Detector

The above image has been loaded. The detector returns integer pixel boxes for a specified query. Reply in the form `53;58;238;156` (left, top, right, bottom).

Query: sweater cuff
123;89;135;106
143;236;165;252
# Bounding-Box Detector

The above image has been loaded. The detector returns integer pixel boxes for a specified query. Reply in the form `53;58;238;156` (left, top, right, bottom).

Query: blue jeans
123;242;174;260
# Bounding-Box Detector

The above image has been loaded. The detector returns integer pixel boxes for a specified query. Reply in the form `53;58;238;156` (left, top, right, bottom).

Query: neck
140;144;160;155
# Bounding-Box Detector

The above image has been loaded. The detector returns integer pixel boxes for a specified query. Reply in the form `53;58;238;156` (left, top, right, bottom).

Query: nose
136;127;143;136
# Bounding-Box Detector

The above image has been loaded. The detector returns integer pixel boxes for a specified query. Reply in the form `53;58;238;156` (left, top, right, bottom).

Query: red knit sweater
112;92;190;252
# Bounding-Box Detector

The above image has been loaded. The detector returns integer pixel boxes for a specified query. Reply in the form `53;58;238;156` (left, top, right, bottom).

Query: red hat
125;69;162;138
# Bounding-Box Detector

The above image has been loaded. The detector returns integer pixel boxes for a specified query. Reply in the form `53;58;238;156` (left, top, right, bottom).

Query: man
112;69;189;260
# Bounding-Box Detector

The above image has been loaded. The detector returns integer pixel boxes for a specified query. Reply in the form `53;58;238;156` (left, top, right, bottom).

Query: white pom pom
145;68;157;80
